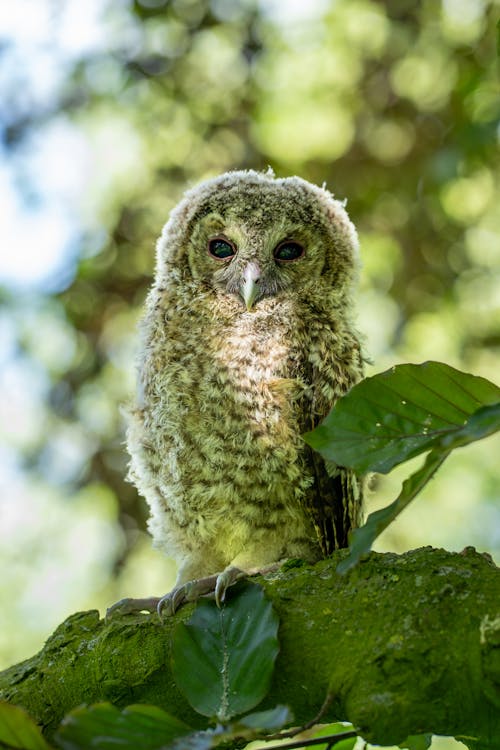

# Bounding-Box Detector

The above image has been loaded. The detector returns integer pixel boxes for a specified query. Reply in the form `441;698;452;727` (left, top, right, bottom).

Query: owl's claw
214;566;245;607
105;596;161;620
157;585;189;618
157;575;216;618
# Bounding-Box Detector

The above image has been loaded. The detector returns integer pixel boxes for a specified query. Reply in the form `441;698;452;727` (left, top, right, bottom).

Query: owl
115;169;365;617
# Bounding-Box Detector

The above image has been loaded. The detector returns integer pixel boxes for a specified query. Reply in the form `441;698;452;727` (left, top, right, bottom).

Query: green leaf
448;402;500;446
399;733;433;749
337;448;449;574
53;702;191;750
335;402;500;573
168;706;292;750
0;702;52;750
307;722;358;749
171;706;292;749
305;363;500;573
234;705;292;732
166;731;216;750
171;582;280;722
455;734;483;750
303;361;500;474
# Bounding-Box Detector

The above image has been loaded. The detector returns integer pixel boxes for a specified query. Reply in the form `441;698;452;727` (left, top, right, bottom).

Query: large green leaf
338;401;500;572
0;702;52;750
53;703;191;750
304;362;500;573
171;582;280;723
303;361;500;474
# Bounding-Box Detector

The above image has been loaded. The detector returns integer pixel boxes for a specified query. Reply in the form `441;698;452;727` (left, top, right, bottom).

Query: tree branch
1;547;499;747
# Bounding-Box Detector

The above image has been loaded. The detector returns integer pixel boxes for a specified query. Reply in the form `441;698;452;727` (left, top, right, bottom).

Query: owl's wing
306;447;363;555
303;382;364;557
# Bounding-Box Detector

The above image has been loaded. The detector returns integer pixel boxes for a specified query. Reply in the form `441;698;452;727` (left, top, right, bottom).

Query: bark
1;547;499;747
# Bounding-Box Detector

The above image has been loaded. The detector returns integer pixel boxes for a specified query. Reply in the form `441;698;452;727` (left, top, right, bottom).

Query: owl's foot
104;573;241;620
106;563;281;620
157;565;245;618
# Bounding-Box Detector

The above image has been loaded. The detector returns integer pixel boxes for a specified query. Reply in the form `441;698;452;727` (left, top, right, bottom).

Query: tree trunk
1;547;499;747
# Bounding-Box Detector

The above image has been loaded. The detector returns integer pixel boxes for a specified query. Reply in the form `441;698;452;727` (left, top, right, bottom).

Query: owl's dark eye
274;241;304;262
208;237;236;260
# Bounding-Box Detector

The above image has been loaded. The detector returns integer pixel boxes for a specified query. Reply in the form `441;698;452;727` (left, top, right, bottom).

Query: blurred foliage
1;0;499;682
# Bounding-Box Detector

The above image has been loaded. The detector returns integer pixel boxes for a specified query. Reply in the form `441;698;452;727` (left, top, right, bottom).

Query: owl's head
155;170;360;311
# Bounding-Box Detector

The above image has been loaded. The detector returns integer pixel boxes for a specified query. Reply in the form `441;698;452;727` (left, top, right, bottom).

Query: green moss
1;548;499;747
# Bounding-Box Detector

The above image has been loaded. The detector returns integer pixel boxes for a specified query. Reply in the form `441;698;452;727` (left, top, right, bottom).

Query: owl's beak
241;262;261;311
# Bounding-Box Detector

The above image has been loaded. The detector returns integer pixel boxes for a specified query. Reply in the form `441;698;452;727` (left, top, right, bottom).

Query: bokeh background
1;3;499;745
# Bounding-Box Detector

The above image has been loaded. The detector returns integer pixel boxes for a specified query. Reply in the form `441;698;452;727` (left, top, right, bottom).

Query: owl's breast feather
211;312;303;387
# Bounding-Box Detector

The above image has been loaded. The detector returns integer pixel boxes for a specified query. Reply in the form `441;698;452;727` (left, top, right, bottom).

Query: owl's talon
157;586;186;618
157;577;213;618
215;566;245;607
106;596;160;620
157;594;173;619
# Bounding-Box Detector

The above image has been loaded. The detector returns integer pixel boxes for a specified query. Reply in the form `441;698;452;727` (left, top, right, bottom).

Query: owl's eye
208;237;236;260
274;241;304;262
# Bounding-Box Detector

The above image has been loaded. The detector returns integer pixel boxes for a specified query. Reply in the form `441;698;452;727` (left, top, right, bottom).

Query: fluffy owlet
118;169;365;616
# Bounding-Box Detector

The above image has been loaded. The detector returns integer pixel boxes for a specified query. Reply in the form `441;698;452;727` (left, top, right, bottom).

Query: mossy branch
1;547;499;747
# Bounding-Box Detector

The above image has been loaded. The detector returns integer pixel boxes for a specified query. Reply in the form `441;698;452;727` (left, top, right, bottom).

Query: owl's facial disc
202;224;307;310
